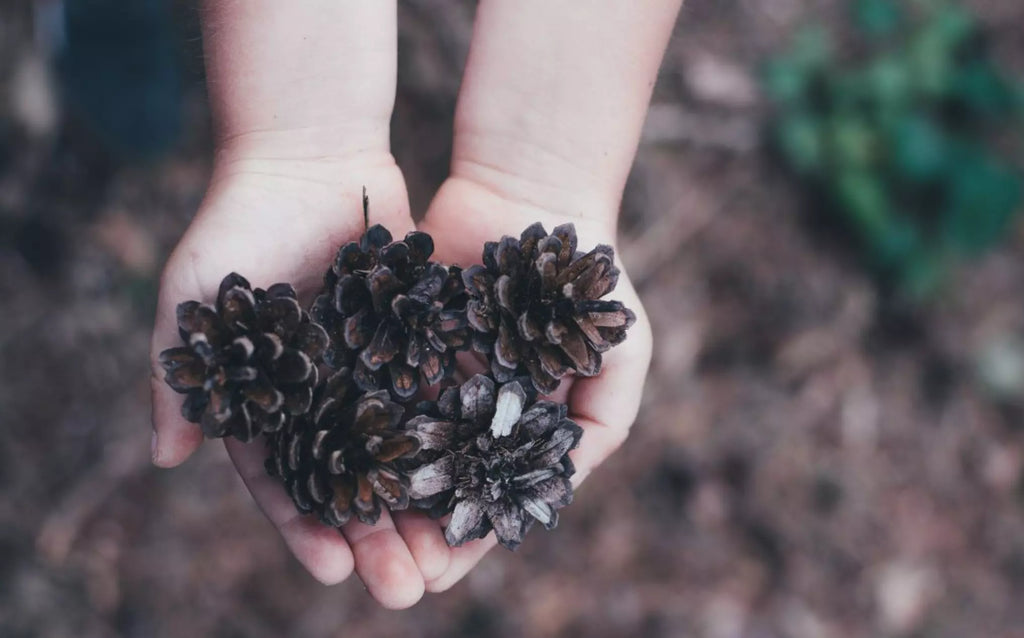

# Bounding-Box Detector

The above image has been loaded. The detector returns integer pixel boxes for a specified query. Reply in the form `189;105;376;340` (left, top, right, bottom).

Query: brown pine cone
405;374;581;550
266;368;422;526
159;273;328;441
311;225;471;400
462;223;636;394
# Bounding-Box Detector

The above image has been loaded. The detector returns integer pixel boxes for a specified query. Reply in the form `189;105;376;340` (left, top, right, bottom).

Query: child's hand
151;0;676;609
150;1;433;609
417;184;653;592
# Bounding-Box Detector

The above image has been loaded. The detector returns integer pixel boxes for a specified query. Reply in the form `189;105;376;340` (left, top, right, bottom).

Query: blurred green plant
764;0;1023;298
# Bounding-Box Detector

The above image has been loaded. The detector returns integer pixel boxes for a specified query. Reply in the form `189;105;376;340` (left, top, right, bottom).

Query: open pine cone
462;223;636;394
405;374;581;550
266;368;422;526
311;225;471;400
158;273;327;441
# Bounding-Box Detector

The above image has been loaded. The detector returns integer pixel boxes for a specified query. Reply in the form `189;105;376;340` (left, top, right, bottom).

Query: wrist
444;158;621;239
428;173;619;238
420;174;621;270
199;153;412;243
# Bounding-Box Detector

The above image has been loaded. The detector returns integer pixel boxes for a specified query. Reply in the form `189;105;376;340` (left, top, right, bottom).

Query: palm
150;164;436;605
410;179;655;589
152;170;653;603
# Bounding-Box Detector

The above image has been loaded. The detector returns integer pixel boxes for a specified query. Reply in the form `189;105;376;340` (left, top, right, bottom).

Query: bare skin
150;0;679;609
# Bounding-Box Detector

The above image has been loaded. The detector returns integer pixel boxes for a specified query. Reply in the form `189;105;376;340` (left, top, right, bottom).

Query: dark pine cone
405;374;581;550
462;223;636;394
159;273;327;441
266;368;422;526
312;225;471;400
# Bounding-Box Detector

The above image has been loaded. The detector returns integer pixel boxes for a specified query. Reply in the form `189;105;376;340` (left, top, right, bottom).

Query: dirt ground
3;1;1024;637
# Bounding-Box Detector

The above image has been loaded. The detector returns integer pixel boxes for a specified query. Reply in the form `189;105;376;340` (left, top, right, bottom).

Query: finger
341;510;425;609
225;437;355;585
149;245;210;468
392;510;452;582
424;535;498;594
149;376;204;468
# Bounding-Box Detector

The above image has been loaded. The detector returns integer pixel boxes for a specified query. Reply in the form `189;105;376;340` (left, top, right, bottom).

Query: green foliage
764;0;1023;298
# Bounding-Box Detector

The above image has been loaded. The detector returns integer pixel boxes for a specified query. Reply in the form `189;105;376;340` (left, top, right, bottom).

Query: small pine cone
159;273;328;441
405;374;581;550
311;225;471;400
462;222;636;394
266;369;422;526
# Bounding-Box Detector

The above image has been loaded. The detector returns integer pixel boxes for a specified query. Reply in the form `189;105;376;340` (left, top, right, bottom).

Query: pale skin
150;0;678;609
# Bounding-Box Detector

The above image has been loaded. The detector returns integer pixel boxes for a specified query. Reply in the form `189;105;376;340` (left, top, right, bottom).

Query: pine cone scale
445;498;488;547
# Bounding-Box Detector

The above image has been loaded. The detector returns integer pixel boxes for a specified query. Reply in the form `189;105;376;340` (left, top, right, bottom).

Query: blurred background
2;0;1024;636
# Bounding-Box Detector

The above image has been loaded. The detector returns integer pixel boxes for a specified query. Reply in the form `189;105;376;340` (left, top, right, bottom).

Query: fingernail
151;431;160;464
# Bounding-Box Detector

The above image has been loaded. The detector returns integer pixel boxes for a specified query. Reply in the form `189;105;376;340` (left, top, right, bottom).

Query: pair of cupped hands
150;0;672;609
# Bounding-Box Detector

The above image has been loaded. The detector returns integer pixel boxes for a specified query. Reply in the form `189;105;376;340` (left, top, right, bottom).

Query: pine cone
159;273;328;441
266;368;422;526
312;225;471;400
462;223;636;394
405;374;582;550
